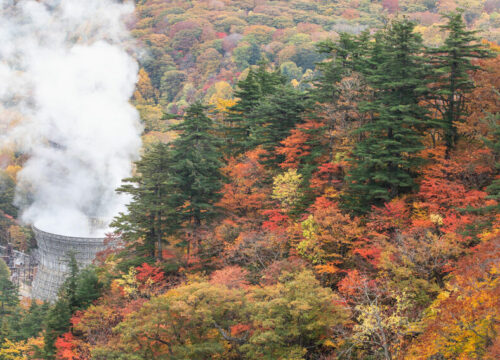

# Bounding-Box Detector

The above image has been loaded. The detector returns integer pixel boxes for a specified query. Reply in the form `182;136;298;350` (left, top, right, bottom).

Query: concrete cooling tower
31;220;111;301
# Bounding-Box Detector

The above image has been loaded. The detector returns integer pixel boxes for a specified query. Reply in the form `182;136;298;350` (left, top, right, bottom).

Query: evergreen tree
43;256;103;358
75;267;103;309
0;171;18;218
430;10;491;156
170;103;224;251
43;298;71;359
64;253;79;313
313;33;359;103
0;259;18;344
113;142;176;262
345;19;431;213
223;64;285;156
250;84;310;167
15;301;49;341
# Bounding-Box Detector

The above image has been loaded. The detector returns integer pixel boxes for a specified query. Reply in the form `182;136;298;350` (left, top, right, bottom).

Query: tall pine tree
170;103;224;252
113;142;176;262
223;64;285;156
250;84;310;167
430;10;491;157
346;19;431;213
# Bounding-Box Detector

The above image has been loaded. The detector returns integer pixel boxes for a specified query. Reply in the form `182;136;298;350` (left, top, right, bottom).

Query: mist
0;0;142;237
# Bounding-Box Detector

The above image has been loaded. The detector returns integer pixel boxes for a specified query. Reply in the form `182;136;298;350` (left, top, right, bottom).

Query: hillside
131;0;500;116
0;1;499;360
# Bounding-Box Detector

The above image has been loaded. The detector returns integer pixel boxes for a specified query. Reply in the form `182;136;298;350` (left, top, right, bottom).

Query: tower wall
31;226;109;301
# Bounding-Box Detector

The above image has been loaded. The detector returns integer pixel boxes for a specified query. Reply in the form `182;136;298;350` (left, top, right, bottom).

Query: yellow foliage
429;213;444;226
115;267;139;299
272;169;303;211
5;165;21;180
0;337;44;360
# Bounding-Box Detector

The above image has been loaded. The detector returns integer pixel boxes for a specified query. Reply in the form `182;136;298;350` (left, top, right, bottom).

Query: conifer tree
170;103;224;250
43;256;103;358
346;19;431;213
223;64;285;155
250;84;310;167
0;259;18;345
43;298;71;359
113;142;176;262
430;10;491;156
313;32;360;103
16;301;49;340
75;267;103;309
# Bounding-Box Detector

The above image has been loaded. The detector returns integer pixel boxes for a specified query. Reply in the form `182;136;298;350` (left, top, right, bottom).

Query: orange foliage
309;162;345;197
210;265;249;289
460;55;500;140
406;234;500;359
55;333;78;360
217;148;271;221
367;199;411;236
277;119;324;169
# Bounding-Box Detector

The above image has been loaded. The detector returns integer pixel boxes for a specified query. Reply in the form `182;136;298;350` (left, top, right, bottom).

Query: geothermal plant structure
31;223;110;301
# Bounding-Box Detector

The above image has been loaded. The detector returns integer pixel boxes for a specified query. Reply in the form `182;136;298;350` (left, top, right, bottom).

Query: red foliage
341;9;359;20
55;333;77;360
352;246;382;267
337;269;377;300
260;257;308;285
417;147;492;216
135;263;165;284
309;195;335;211
70;311;83;327
230;323;251;337
309;162;345;195
262;208;290;234
367;199;411;236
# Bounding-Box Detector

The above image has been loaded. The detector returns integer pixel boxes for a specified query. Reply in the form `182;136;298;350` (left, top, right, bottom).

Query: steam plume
0;0;142;236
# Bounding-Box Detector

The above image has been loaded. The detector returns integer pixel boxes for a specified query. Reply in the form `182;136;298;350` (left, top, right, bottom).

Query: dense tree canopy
0;3;499;360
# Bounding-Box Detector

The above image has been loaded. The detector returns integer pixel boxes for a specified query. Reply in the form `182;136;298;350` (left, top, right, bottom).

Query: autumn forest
0;0;499;359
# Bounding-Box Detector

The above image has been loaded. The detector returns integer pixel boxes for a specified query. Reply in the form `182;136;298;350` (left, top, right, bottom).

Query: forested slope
0;1;499;360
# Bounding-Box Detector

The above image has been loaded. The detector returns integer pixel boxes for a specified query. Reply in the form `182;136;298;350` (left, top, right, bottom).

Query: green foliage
113;142;176;261
0;172;17;218
114;281;246;360
160;70;187;103
13;301;50;341
430;10;492;155
223;62;310;163
223;65;285;155
250;84;310;166
75;267;104;310
0;259;18;344
313;32;362;103
113;270;347;360
345;19;431;213
43;299;71;358
170;102;225;228
43;256;103;358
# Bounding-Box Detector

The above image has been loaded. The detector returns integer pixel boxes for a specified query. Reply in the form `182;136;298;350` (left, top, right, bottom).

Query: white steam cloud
0;0;142;236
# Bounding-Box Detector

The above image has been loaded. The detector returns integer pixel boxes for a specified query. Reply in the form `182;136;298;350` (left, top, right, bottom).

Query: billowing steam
0;0;142;236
